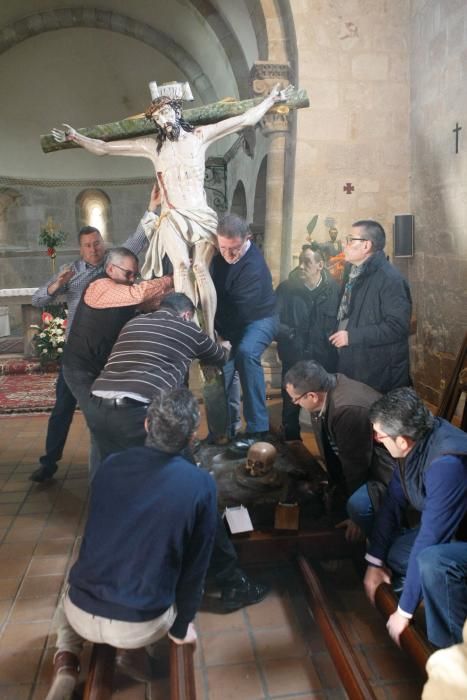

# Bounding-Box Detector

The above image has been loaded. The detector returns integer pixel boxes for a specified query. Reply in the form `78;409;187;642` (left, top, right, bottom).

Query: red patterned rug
0;372;58;414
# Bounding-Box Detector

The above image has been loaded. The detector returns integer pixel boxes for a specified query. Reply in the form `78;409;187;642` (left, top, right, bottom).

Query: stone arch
230;181;247;219
0;8;217;103
76;189;112;242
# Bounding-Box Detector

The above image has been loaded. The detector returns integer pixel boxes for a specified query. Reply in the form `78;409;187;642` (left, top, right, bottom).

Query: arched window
76;189;111;241
230;181;247;219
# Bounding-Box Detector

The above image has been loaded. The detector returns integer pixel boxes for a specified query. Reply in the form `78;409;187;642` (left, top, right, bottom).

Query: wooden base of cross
40;89;310;153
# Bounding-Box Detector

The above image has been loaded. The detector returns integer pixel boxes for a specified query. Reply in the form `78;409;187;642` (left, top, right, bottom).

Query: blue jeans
417;542;467;647
385;529;467;647
346;484;375;537
223;315;279;435
40;365;77;468
63;366;101;480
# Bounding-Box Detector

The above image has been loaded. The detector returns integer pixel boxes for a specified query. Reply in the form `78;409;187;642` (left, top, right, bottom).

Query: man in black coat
329;220;412;393
276;245;339;440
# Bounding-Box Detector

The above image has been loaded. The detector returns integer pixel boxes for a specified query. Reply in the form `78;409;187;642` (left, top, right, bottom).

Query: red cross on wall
343;182;354;194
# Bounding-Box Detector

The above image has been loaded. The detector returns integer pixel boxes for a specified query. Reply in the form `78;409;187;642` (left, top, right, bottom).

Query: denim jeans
417;542;467;647
39;365;77;468
346;484;375;537
385;529;467;648
223;315;279;435
62;366;101;480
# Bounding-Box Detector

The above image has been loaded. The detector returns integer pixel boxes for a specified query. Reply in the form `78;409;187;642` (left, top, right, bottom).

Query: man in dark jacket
46;388;217;699
329;220;412;393
284;360;395;541
276;244;339;440
211;214;278;451
364;387;467;649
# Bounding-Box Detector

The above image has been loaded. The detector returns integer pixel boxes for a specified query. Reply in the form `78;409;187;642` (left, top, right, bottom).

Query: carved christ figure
51;82;292;338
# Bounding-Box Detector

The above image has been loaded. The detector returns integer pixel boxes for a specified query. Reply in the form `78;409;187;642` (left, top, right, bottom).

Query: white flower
42;349;48;354
57;348;63;354
39;333;46;338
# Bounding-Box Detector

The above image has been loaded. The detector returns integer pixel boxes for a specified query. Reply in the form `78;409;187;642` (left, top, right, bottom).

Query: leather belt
91;395;149;408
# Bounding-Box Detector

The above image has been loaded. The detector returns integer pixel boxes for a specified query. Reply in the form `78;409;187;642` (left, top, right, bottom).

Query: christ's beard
164;123;181;141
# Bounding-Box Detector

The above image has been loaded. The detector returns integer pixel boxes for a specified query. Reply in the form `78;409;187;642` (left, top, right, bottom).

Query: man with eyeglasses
363;387;467;650
30;186;163;483
211;214;278;452
284;360;395;542
329;220;412;393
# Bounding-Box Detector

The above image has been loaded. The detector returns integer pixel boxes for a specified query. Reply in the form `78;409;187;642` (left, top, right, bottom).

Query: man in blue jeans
364;387;467;649
211;215;278;452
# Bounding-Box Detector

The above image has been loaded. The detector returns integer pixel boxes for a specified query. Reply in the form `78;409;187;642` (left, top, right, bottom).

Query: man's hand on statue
363;565;392;605
386;611;410;647
51;123;77;143
148;182;161;211
335;518;365;543
168;622;197;646
329;330;349;348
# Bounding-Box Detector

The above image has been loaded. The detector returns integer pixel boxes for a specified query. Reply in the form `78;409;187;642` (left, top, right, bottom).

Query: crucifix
42;81;309;339
453;122;462;154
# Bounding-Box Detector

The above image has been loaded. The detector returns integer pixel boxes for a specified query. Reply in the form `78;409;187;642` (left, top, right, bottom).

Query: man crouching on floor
46;388;217;700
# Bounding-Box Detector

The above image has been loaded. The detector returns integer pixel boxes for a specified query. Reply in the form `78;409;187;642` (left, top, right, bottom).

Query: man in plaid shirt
30;187;160;482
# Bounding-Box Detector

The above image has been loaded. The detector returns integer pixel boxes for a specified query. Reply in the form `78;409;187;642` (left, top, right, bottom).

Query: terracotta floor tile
9;595;58;623
30;684;49;700
0;503;21;516
0;515;14;529
312;651;346;691
202;628;255;666
364;645;420;682
3;527;43;543
197;609;246;634
40;523;80;539
34;538;74;557
253;625;306;660
0;541;37;558
9;515;48;529
0;492;26;504
111;681;147;698
27;556;69;577
246;593;296;628
346;609;387;645
0;598;13;625
262;656;322;696
0;620;51;652
18;502;53;515
2;481;32;494
148;677;171;698
18;574;64;599
0;648;43;683
0;578;22;601
206;663;264;700
0;556;30;578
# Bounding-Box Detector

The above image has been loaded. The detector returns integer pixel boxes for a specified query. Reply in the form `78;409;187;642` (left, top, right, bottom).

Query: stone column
250;61;291;286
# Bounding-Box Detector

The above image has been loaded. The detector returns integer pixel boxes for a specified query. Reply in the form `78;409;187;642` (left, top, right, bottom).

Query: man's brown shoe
45;651;80;700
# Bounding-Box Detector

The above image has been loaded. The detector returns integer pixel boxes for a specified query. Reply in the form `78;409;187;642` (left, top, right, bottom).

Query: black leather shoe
30;464;58;483
221;574;270;612
229;432;268;456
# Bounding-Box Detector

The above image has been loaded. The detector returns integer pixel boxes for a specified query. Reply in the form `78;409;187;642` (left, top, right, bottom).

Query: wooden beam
170;641;197;700
83;644;116;700
374;583;434;677
297;555;377;700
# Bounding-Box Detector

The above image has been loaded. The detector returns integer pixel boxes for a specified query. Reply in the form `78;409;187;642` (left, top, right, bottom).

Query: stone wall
408;0;467;404
290;0;410;261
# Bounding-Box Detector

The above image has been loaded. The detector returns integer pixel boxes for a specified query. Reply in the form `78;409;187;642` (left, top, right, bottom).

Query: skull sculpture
245;442;277;478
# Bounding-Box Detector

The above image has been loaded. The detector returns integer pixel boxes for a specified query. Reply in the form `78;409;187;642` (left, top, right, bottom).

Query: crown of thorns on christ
145;81;194;120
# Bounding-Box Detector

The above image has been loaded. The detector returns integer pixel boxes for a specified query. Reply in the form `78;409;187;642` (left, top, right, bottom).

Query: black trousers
40;365;77;467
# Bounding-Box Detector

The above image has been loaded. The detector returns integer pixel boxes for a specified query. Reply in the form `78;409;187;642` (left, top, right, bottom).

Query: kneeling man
364;387;467;648
47;388;217;699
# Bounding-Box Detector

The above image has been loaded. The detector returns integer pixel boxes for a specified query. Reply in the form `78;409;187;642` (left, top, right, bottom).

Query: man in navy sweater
47;388;217;699
211;215;278;452
363;387;467;649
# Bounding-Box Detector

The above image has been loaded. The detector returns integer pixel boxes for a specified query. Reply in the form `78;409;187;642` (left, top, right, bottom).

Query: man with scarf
329;220;412;393
363;387;467;649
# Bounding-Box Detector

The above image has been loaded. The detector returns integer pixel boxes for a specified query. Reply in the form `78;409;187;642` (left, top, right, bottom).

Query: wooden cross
453;122;462;154
343;182;354;195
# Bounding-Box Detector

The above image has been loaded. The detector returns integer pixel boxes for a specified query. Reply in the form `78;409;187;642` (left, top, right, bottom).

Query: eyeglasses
345;236;368;245
113;264;140;280
290;391;310;405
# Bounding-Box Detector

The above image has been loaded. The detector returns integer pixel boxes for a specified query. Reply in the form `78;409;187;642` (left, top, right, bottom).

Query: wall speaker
394;214;414;257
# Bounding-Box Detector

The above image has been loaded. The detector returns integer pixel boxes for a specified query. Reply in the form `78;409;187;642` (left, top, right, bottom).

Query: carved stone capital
250;61;291;135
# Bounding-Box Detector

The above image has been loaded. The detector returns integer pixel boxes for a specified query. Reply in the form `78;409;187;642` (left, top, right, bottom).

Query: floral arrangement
39;217;67;272
31;311;68;363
